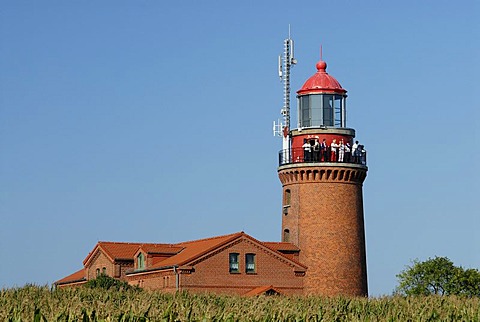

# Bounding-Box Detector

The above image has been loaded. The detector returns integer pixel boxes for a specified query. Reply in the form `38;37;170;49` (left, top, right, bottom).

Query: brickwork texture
279;165;368;296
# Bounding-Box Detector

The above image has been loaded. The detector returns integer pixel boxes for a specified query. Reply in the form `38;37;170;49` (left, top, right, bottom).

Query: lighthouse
275;41;368;296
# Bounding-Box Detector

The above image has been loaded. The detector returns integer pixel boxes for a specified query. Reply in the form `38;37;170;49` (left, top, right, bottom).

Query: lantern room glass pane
323;95;334;126
299;96;310;127
334;95;342;126
310;95;322;126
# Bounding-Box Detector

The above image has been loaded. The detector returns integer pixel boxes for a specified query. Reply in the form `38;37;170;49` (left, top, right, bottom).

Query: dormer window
137;253;145;270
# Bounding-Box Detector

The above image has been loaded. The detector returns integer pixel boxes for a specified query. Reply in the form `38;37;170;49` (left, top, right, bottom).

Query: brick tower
276;44;368;296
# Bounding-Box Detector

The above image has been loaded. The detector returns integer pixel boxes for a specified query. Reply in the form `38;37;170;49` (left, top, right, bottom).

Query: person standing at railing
321;139;328;162
330;139;339;162
352;140;359;163
313;139;320;162
338;140;345;162
345;142;351;163
303;140;312;162
359;144;366;165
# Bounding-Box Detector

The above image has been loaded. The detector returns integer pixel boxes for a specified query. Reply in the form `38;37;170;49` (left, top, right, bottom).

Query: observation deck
278;147;367;168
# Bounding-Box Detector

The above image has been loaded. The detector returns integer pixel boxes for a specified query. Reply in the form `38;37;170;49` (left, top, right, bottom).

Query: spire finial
316;45;327;72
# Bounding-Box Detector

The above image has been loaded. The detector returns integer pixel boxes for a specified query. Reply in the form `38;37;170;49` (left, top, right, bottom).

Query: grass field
1;285;479;321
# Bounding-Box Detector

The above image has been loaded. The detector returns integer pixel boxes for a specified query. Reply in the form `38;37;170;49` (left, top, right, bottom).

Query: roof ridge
99;241;175;246
98;241;143;245
139;243;178;247
175;231;243;245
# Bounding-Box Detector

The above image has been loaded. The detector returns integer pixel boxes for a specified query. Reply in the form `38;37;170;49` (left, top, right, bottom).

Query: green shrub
84;274;139;291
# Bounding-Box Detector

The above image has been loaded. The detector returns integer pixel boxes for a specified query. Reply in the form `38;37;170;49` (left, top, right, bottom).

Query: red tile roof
99;242;143;260
61;232;306;282
55;268;86;285
127;232;307;275
139;244;183;254
149;232;243;268
83;241;183;266
244;285;282;296
263;242;300;252
83;242;142;265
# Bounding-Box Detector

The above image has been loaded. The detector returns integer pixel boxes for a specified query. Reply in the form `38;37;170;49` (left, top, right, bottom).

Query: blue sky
1;1;479;296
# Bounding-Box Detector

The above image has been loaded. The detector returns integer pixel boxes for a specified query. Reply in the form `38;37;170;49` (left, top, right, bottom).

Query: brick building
56;44;368;296
56;232;306;295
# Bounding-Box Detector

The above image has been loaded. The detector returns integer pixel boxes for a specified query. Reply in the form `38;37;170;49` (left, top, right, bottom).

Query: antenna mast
274;26;297;161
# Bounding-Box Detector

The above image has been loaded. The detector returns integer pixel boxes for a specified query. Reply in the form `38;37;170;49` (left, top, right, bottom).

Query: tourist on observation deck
330;139;338;162
338;140;345;162
345;142;351;163
352;141;359;163
321;139;328;162
312;139;320;162
303;140;312;162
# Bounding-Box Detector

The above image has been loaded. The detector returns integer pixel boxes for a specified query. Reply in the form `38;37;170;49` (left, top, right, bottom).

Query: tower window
246;254;256;273
229;253;239;273
137;253;145;270
284;189;291;206
283;229;290;242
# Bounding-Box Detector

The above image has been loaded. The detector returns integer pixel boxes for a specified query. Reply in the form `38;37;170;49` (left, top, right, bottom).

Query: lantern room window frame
298;93;347;128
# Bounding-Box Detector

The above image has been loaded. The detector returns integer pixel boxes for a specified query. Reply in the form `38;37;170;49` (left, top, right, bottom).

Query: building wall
279;165;367;296
85;251;133;281
126;238;304;295
117;261;135;280
126;270;177;293
179;239;303;295
85;251;114;280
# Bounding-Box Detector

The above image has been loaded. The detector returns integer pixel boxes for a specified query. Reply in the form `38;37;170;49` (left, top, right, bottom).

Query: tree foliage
396;256;480;296
84;274;140;291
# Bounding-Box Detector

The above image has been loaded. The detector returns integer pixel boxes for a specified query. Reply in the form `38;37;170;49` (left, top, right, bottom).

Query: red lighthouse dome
297;60;346;95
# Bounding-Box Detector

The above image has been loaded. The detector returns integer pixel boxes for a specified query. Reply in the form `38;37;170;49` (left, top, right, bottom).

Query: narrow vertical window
137;253;145;270
96;268;100;276
283;229;290;242
284;189;291;206
229;253;239;273
102;267;107;275
245;253;256;273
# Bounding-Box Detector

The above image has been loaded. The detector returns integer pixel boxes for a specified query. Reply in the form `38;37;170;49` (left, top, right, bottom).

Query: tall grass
1;285;479;321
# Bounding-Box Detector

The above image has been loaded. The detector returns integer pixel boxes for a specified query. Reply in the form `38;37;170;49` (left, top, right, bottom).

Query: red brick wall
126;270;177;293
86;251;133;281
279;165;368;296
180;238;303;295
126;238;303;296
86;251;113;280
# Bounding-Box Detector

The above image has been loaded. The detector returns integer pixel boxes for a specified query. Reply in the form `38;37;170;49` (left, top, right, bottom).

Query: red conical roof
297;60;346;95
